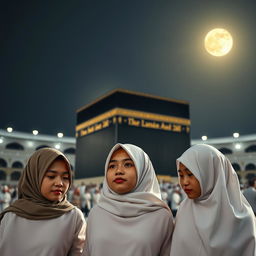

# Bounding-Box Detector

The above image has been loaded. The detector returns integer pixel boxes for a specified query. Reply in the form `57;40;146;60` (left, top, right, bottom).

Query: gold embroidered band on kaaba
76;108;190;138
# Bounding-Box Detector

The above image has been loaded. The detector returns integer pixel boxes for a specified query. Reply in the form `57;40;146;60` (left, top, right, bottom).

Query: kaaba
75;89;190;179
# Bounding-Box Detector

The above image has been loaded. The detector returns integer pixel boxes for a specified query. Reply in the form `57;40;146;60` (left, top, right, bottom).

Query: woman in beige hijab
170;144;256;256
0;148;86;256
84;143;174;256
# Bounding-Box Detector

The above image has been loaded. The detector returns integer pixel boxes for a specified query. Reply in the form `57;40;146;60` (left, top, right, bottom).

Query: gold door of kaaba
75;89;190;179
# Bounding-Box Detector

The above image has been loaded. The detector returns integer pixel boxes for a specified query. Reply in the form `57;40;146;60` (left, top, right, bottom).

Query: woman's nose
115;164;124;175
183;176;190;185
54;177;63;186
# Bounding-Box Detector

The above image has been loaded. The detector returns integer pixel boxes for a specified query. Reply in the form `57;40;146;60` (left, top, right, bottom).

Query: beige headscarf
170;144;256;256
0;148;74;221
98;143;170;217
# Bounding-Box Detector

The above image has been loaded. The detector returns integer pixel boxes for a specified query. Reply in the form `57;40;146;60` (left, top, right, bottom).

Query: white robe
84;143;174;256
170;144;256;256
84;205;173;256
0;207;86;256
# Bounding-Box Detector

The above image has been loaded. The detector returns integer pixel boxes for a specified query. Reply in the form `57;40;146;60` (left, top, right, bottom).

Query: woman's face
178;162;201;199
106;148;137;194
40;159;70;202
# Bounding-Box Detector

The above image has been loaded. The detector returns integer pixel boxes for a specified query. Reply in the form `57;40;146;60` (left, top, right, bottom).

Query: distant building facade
192;135;256;184
0;129;256;185
0;129;75;185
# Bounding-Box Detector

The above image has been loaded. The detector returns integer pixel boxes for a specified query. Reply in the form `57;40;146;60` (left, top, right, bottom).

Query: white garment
84;205;173;256
1;192;11;210
81;192;91;209
0;207;86;256
170;144;256;256
92;192;101;206
85;143;173;256
161;191;168;203
171;191;181;211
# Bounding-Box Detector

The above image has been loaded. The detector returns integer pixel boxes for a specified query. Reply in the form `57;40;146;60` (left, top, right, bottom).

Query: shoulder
71;206;84;216
142;208;173;226
157;208;174;226
1;212;17;224
86;205;113;226
155;207;174;224
71;207;86;221
87;205;102;219
62;207;86;226
146;208;174;234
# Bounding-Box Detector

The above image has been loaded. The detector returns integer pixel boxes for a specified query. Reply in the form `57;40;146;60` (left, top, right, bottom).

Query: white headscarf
98;143;169;217
170;144;256;256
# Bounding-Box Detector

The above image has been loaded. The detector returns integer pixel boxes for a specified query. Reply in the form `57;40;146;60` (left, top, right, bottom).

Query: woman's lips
184;189;192;194
52;190;62;195
114;178;126;184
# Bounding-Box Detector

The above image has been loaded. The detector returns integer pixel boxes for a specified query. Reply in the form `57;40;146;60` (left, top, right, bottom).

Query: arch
12;161;23;168
36;145;50;150
232;163;240;171
64;147;76;154
219;147;233;155
6;142;24;150
0;170;6;180
245;145;256;153
0;158;7;167
11;171;21;181
245;163;256;171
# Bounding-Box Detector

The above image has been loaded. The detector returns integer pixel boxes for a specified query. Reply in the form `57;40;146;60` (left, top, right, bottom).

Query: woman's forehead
110;148;130;159
179;162;191;171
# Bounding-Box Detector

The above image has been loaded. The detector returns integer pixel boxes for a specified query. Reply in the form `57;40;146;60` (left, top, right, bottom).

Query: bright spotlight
233;132;239;138
202;135;208;141
57;133;63;138
32;130;39;135
235;143;241;150
55;144;61;149
7;127;13;133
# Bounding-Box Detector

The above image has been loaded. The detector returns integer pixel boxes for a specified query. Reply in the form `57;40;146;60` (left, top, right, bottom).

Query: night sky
1;0;256;139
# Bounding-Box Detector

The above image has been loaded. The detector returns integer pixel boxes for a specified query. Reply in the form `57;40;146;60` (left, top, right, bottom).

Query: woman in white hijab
170;144;256;256
84;143;174;256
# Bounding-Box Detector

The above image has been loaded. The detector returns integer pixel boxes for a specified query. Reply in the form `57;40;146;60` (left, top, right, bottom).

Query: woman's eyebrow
46;170;57;173
178;168;190;172
109;158;132;163
46;170;69;175
123;158;132;161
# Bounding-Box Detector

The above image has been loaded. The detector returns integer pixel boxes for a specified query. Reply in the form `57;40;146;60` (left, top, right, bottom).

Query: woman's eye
188;173;194;177
179;174;184;178
124;162;133;168
63;176;70;180
108;164;116;169
47;176;55;179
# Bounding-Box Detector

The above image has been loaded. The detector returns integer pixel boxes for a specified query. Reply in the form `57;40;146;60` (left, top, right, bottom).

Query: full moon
204;28;233;57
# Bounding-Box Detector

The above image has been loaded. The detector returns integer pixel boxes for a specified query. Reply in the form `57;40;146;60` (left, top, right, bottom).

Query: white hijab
170;144;256;256
98;143;169;217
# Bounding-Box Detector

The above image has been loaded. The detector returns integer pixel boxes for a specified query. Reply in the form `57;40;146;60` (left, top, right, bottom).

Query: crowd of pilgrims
0;180;185;217
0;143;256;255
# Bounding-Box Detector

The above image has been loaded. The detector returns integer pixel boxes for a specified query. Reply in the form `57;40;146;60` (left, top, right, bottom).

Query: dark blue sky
1;0;256;139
